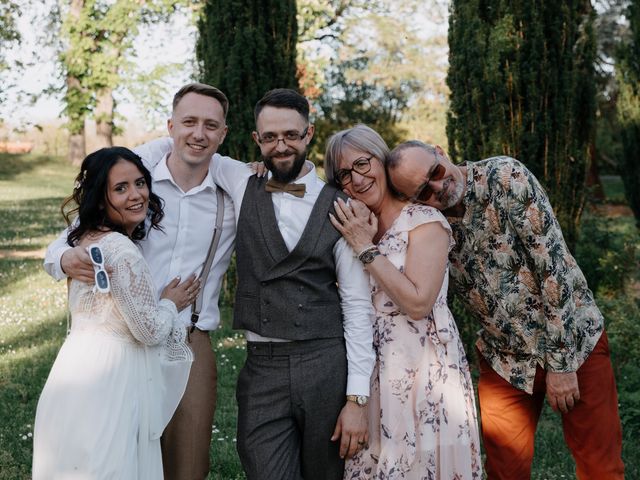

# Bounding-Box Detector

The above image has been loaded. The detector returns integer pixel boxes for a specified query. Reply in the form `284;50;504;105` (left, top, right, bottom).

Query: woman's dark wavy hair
61;147;164;246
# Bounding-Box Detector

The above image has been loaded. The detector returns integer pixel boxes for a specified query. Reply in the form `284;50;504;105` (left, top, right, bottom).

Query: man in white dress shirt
144;88;375;479
225;88;374;480
44;83;236;480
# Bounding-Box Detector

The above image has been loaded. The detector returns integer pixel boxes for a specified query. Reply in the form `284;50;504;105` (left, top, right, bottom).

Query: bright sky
1;1;450;133
1;2;197;129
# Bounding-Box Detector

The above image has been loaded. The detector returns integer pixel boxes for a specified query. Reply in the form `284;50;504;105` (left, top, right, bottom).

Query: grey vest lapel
263;184;338;281
252;176;291;263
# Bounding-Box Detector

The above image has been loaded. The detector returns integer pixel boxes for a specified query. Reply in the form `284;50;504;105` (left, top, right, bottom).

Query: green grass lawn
0;153;638;479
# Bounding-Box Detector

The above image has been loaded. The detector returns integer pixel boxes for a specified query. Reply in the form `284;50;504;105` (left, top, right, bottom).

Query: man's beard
439;177;465;209
263;149;307;183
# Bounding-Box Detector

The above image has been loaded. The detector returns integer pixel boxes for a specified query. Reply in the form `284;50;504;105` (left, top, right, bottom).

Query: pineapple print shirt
447;157;603;394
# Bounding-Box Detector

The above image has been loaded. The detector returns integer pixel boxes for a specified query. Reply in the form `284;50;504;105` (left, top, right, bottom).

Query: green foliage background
56;0;193;163
0;0;20;104
616;0;640;227
197;0;299;163
0;0;20;68
446;0;597;249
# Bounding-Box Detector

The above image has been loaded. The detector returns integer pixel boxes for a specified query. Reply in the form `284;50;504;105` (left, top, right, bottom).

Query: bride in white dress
33;147;198;479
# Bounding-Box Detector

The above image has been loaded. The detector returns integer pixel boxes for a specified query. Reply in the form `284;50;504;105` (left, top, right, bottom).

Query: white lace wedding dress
32;232;193;479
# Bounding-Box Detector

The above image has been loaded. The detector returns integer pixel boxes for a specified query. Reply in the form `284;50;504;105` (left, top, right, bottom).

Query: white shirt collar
153;153;218;193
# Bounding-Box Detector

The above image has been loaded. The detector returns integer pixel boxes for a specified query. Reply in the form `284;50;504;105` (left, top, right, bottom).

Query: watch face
361;249;379;265
347;394;369;406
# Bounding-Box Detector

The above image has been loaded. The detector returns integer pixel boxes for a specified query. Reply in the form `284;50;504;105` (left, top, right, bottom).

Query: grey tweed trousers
236;337;348;480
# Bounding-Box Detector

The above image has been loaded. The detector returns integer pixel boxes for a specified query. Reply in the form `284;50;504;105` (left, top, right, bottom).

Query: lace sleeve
109;246;178;346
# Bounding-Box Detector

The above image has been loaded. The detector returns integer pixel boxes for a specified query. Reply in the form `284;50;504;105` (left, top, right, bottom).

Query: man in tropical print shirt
386;141;624;480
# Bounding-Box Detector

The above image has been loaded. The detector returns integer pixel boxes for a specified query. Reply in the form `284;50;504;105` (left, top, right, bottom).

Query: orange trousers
478;331;624;480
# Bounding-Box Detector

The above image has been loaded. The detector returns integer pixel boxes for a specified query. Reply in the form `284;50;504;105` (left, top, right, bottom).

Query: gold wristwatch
346;395;369;407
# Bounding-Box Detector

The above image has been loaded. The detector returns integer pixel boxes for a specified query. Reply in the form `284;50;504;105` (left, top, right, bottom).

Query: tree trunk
94;88;114;148
586;141;605;202
68;132;86;167
65;0;86;165
66;75;86;165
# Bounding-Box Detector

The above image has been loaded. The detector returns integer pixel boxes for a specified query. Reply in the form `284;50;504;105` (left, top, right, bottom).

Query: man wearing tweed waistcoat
230;89;375;479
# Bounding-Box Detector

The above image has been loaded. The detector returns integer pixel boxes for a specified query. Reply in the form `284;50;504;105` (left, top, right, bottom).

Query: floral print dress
344;204;481;480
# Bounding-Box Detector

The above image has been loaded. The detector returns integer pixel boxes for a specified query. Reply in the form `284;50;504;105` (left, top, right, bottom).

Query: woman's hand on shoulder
161;274;201;312
329;197;377;253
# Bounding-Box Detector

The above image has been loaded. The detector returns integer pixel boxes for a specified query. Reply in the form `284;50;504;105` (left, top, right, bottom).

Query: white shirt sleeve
133;137;173;171
43;225;74;281
334;237;375;396
209;154;254;206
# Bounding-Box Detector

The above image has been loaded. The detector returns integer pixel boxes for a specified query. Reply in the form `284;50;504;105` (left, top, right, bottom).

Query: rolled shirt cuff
545;350;578;373
45;244;71;281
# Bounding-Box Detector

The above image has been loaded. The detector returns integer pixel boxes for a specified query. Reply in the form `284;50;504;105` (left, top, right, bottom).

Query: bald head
387;142;465;210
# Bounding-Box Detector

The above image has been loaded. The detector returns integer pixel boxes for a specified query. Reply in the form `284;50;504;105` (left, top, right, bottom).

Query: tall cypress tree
617;0;640;228
197;0;298;162
447;0;597;249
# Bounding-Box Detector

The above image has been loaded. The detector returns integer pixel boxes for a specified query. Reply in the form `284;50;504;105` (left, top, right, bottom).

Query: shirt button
297;304;303;310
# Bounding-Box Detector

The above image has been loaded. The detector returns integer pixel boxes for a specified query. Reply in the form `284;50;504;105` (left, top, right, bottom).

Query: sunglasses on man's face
412;163;446;203
88;244;110;294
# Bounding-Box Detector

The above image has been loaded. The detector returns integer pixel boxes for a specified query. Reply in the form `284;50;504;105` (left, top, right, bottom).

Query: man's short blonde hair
172;83;229;118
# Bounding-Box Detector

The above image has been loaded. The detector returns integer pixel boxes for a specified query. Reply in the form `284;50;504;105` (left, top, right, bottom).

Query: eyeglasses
257;127;309;146
88;244;110;294
334;156;373;186
411;163;446;203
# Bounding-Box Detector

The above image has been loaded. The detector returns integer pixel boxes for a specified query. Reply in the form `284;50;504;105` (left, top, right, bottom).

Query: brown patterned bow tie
265;178;306;198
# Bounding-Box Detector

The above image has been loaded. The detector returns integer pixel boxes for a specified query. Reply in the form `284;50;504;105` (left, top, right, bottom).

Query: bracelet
358;245;381;265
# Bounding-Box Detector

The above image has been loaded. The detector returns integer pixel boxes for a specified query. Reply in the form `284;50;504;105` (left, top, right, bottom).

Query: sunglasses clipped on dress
88;244;110;294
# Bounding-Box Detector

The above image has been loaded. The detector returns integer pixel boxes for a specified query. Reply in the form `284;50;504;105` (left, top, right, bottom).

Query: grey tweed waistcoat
233;175;345;340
